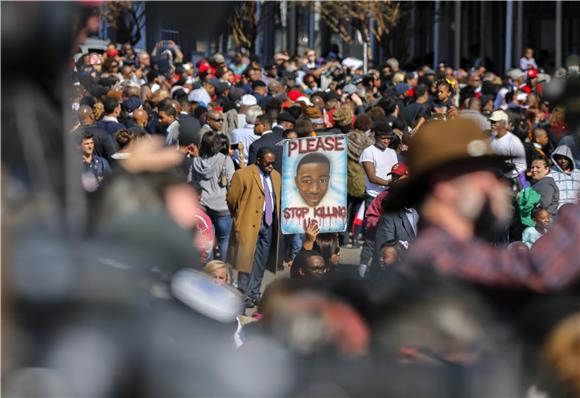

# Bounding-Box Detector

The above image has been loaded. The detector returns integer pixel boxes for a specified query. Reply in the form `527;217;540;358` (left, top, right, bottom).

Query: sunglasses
309;266;329;274
210;118;224;122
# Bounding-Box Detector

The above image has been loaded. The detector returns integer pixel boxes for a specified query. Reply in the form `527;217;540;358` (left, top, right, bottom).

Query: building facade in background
100;1;580;74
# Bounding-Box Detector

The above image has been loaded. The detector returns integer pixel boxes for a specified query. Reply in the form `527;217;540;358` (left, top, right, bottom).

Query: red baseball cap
288;89;302;102
198;64;210;74
388;163;409;177
527;68;538;79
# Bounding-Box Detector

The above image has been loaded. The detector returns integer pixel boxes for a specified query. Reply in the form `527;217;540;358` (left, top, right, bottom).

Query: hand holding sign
304;219;320;246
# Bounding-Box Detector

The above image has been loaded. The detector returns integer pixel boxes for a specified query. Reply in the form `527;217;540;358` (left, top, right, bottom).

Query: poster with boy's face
281;135;348;234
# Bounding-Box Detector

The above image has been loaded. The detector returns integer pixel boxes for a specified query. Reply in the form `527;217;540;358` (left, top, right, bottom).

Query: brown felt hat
383;117;512;211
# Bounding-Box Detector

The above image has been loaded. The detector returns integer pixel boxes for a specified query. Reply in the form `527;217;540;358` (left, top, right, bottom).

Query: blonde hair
203;260;231;284
392;71;405;84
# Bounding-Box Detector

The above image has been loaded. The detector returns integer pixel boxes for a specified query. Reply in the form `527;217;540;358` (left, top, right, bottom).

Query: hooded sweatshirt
532;175;560;216
189;153;235;214
551;144;580;208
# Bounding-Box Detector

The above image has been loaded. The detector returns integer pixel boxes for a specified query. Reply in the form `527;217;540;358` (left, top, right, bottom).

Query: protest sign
281;135;348;234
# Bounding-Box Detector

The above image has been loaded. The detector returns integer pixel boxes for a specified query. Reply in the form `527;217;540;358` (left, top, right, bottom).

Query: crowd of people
5;8;580;393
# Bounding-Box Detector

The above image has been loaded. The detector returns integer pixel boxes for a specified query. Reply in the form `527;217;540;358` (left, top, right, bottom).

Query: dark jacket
73;125;117;161
248;129;285;173
372;210;417;270
96;119;126;137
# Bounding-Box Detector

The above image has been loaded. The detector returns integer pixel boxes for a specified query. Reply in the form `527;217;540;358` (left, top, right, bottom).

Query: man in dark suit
96;96;126;136
227;146;281;308
248;112;295;173
72;105;117;161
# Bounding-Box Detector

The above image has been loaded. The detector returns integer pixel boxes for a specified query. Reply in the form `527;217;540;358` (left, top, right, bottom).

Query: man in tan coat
227;146;281;308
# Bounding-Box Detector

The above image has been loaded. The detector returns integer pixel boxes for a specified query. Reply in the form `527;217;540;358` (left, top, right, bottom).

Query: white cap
516;92;528;102
296;96;313;106
489;110;509;123
240;94;257;106
171;85;189;96
341;57;364;71
188;90;206;103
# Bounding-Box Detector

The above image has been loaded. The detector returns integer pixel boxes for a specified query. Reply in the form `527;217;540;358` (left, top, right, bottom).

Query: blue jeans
284;234;304;262
206;210;232;261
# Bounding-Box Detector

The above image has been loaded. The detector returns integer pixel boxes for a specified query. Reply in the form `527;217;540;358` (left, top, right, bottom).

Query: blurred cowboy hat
383;117;513;211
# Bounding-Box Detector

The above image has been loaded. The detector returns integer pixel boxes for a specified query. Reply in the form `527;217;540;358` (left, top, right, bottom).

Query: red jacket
365;191;390;232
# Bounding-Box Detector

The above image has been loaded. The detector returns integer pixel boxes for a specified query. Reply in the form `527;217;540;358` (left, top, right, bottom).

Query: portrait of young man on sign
281;135;348;234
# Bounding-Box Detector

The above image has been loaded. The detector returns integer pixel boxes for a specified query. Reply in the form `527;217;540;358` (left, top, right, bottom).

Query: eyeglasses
210;118;224;122
309;266;329;274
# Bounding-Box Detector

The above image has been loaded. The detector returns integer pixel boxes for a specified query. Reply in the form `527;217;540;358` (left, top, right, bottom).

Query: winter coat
226;165;281;274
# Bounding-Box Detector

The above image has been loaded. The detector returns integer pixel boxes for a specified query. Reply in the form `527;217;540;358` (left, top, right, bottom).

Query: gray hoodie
532;175;560;216
189;153;235;214
551;144;580;207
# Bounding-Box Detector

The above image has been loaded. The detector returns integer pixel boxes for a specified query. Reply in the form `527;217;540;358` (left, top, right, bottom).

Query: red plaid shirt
403;204;580;292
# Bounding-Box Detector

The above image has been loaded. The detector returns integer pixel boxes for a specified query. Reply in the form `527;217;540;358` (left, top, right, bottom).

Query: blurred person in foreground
384;117;580;293
539;312;580;398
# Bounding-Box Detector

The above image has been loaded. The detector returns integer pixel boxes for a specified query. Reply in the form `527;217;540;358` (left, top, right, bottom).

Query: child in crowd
522;207;551;248
203;260;231;286
378;240;404;271
366;240;406;282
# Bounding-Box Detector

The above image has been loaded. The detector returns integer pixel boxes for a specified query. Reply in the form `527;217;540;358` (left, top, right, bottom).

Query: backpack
347;160;366;198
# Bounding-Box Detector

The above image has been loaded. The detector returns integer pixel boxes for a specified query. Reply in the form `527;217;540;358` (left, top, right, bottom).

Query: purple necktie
263;175;273;225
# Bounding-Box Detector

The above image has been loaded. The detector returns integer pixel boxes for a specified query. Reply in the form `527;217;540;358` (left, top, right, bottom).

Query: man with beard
489;110;527;178
383;117;580;292
159;102;180;146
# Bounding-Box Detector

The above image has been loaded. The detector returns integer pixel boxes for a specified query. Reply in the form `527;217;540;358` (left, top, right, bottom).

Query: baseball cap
188;90;206;103
214;81;230;96
395;82;411;95
288;89;302;102
297;96;314;107
386;57;399;71
516;92;528;102
277;111;296;124
388;163;409;177
240;94;257;106
489;110;509;123
212;53;225;64
198;64;210;74
527;68;538;79
208;78;220;87
122;96;142;113
252;80;266;89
